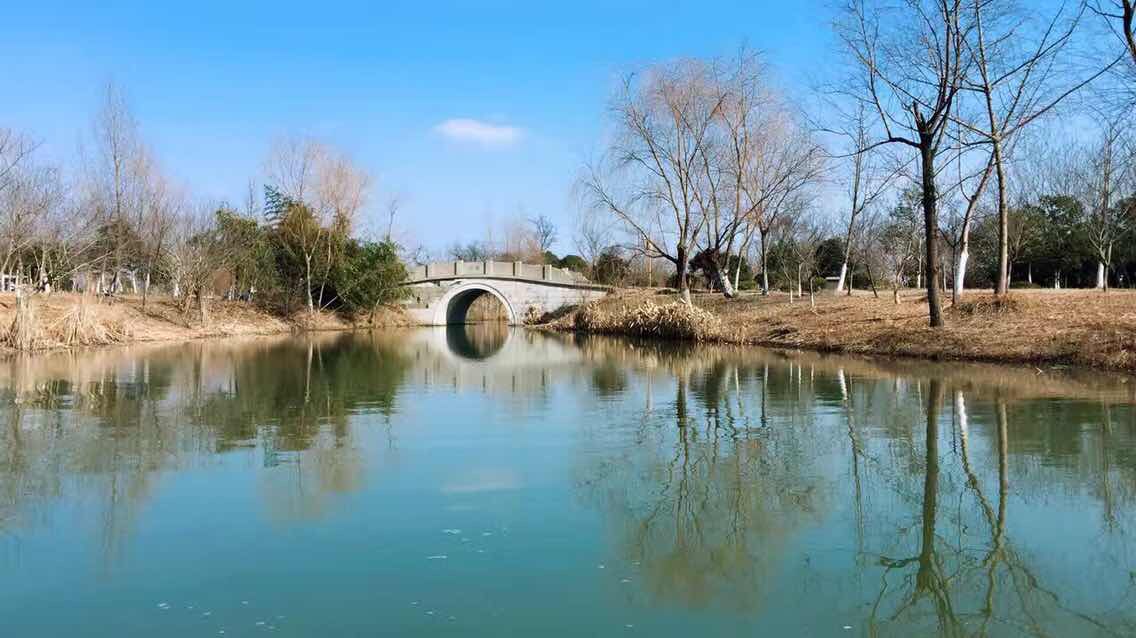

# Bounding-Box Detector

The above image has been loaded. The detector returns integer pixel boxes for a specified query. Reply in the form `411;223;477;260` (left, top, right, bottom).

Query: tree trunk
676;245;691;305
993;137;1010;296
865;261;879;299
834;262;849;297
709;259;737;299
759;229;770;295
142;269;150;308
920;139;944;328
197;287;208;324
305;254;315;313
953;245;968;305
1097;261;1107;290
734;237;751;292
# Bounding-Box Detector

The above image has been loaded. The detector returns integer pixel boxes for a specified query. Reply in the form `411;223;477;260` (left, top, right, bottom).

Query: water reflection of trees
0;333;410;558
577;343;838;612
571;337;1136;634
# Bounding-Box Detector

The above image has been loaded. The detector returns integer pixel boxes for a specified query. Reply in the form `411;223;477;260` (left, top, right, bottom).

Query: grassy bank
0;292;412;353
543;288;1136;373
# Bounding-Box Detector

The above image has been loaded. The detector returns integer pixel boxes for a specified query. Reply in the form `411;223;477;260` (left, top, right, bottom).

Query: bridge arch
433;282;518;326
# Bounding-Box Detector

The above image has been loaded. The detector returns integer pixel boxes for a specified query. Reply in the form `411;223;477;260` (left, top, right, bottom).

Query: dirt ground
548;287;1136;373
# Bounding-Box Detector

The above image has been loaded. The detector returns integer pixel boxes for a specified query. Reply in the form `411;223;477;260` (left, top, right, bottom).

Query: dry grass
0;292;408;353
2;294;43;350
546;288;1136;372
50;297;132;347
573;299;721;341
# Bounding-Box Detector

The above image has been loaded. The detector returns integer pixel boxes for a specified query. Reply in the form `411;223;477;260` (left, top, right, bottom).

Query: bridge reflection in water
446;323;509;360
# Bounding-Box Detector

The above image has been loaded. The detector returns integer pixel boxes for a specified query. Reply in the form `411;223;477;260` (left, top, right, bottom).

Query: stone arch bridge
401;260;609;325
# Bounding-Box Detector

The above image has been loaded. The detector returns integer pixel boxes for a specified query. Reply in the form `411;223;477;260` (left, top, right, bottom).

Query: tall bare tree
962;0;1109;296
583;60;727;303
264;137;370;313
312;146;370;310
835;0;974;327
827;105;902;295
1070;120;1133;290
85;82;146;294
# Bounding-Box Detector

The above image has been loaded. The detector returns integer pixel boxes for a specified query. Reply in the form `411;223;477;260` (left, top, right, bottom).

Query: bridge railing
406;260;591;285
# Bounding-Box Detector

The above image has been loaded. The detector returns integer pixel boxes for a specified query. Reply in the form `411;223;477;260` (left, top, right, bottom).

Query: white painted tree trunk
1096;262;1106;289
834;262;848;296
953;248;969;300
710;262;737;298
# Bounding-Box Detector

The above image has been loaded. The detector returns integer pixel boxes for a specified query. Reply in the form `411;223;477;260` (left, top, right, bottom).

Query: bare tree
786;214;828;306
137;166;180;306
529;214;557;254
1092;1;1136;65
264;138;370;313
827;105;902;295
573;207;610;276
940;141;995;303
878;194;924;303
961;0;1110;296
583;60;726;303
835;0;974;327
740;112;825;296
0;132;59;287
312;146;370;310
1070;120;1133;290
264;136;324;203
85;82;146;294
169;207;222;322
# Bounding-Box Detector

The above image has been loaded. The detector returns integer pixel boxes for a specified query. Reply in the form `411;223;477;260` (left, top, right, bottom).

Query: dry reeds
3;292;44;350
50;298;130;347
574;300;721;341
952;295;1022;317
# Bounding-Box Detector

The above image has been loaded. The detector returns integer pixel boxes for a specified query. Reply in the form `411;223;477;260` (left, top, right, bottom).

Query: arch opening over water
436;283;517;326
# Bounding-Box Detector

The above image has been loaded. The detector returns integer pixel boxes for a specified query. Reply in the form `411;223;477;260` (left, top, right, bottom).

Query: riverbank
0;292;413;353
542;288;1136;373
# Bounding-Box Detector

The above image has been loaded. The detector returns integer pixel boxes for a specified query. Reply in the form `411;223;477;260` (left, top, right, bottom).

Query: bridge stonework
400;260;609;325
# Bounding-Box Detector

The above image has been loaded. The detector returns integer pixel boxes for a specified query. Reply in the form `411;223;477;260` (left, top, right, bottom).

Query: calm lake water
2;327;1135;637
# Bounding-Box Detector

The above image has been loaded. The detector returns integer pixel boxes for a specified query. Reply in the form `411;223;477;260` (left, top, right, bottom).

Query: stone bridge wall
406;261;588;285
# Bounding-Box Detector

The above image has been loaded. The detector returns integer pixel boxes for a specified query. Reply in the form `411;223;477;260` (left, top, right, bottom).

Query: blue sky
1;1;834;255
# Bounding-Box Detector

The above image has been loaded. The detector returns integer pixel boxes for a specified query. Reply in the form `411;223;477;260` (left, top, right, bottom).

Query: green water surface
1;327;1134;637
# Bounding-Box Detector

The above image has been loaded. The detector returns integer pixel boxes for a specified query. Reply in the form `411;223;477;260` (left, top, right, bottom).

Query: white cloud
433;118;523;147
